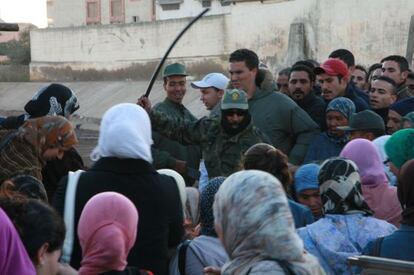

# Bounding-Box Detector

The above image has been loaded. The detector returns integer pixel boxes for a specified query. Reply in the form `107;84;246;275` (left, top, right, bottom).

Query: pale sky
0;0;47;28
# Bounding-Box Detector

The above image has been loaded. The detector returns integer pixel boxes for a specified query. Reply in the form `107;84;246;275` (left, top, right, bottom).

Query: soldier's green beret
221;89;249;110
163;63;188;78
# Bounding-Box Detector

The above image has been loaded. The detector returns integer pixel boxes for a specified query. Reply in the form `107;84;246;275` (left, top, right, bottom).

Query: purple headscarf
340;139;402;227
0;208;36;275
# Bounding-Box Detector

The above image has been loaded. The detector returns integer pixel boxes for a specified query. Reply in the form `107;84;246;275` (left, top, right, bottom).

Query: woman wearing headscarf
297;157;396;275
184;187;201;240
0;207;36;275
78;192;151;275
211;170;323;275
304;97;356;163
372;135;397;186
0;115;78;185
169;177;229;275
384;128;414;177
363;160;414;260
53;103;184;274
243;143;314;228
0;83;84;201
340;138;402;227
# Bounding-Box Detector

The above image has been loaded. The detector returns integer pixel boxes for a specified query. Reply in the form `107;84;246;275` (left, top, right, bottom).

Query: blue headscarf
294;163;320;194
326;97;356;120
200;177;226;237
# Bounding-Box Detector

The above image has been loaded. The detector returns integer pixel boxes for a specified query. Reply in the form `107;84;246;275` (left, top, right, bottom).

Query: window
86;0;101;25
110;0;125;23
132;16;139;22
201;0;211;7
159;0;182;10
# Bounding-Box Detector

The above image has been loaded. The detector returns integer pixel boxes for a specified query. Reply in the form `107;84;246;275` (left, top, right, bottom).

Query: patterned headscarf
24;83;79;118
18;116;78;153
326;97;356;120
78;192;139;275
384;129;414;169
214;170;305;274
318;157;372;215
200;177;225;237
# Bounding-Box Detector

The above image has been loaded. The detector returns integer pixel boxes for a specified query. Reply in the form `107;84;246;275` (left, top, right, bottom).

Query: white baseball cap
191;73;229;90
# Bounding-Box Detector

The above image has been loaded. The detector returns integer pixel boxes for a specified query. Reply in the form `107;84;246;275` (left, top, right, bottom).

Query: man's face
288;71;313;101
406;77;414;95
224;109;245;129
369;79;397;109
387;110;402;134
326;110;348;136
276;74;289;94
381;60;407;86
351;69;367;90
297;189;322;218
164;75;187;104
317;74;347;101
200;88;223;110
229;61;256;91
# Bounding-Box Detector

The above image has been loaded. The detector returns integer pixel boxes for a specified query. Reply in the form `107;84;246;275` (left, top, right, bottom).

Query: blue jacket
304;132;347;164
345;83;370;112
363;224;414;261
288;199;314;228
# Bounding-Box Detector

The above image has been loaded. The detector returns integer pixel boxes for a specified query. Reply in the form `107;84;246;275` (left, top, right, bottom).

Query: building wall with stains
31;0;414;80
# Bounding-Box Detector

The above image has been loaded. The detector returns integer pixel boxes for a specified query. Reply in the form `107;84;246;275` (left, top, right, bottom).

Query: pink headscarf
0;208;36;275
78;192;139;275
340;139;402;227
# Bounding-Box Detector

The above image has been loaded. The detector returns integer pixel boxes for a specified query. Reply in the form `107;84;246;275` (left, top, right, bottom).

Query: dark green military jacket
150;110;266;179
152;98;201;184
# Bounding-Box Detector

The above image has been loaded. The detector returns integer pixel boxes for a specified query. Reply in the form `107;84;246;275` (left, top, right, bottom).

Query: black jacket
53;157;184;275
295;91;326;129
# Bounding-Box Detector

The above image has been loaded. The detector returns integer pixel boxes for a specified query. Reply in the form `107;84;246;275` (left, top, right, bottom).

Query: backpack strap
178;240;192;275
371;236;385;257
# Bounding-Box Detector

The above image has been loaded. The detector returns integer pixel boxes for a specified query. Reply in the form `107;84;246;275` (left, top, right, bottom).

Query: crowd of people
1;47;414;275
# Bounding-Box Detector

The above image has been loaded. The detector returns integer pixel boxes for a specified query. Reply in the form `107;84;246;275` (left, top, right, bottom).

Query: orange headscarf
18;116;78;153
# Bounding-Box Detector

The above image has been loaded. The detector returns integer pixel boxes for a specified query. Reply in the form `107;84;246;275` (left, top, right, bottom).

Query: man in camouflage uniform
152;63;201;185
141;89;267;179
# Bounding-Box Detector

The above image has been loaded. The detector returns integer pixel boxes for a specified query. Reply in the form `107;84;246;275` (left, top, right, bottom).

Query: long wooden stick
144;8;210;97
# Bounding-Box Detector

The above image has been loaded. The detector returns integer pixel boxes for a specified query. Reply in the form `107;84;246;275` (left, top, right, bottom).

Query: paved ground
0;81;209;166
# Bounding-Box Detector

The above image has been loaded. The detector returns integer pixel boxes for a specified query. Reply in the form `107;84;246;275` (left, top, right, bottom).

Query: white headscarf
157;169;186;215
91;103;153;162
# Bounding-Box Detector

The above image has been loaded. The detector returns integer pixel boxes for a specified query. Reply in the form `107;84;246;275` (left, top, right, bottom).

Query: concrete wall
32;0;414;80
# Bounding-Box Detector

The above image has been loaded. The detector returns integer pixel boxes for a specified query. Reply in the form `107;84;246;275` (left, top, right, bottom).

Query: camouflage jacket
150;110;266;178
151;99;201;175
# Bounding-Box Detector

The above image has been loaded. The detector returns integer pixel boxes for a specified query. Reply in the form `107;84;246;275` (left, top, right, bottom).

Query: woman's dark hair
1;175;48;202
0;193;65;261
243;143;293;193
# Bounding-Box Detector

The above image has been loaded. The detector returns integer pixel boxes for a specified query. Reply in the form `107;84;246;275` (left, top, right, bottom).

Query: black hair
381;55;409;72
293;60;316;69
229;49;259;70
367;63;382;82
373;75;398;94
0;196;65;261
278;67;291;77
354;65;367;75
329;49;355;67
407;71;414;80
289;65;316;82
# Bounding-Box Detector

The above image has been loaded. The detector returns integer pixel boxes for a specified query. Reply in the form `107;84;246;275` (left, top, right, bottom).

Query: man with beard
139;89;267;179
152;63;201;185
315;58;369;112
288;65;326;128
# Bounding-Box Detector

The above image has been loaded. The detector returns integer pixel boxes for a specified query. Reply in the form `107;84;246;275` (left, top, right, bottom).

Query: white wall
156;0;230;20
33;0;414;79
